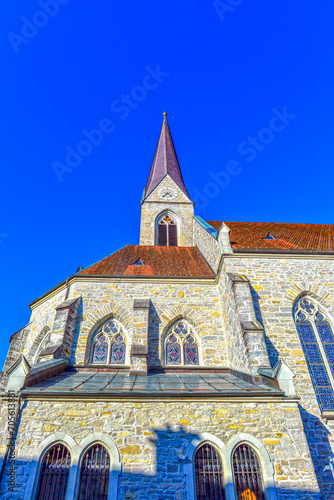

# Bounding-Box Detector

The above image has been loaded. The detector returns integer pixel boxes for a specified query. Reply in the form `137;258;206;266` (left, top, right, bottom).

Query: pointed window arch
35;443;71;500
91;319;127;365
295;297;334;412
165;321;199;366
77;443;110;500
157;212;178;246
233;443;264;500
194;443;224;499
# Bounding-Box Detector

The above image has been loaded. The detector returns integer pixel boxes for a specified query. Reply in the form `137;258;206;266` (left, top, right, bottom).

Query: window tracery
165;321;199;366
91;319;127;365
157;213;178;246
295;297;334;411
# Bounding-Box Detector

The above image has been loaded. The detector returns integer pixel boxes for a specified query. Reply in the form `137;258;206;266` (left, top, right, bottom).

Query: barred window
165;321;199;366
77;444;110;500
35;444;71;500
157;213;178;246
295;297;334;412
91;319;127;365
195;443;224;500
233;444;264;500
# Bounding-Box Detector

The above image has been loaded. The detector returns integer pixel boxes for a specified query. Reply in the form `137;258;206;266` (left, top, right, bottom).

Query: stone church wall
0;398;320;499
193;217;221;273
217;270;251;373
69;280;227;368
225;254;334;496
16;279;228;370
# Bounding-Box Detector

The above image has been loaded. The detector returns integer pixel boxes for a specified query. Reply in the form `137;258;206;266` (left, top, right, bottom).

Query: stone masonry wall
17;279;227;370
140;177;194;246
193;218;221;273
217;269;251;373
0;398;321;499
225;255;334;497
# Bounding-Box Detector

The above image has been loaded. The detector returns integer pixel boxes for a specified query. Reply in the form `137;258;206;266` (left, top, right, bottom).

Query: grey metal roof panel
21;371;283;397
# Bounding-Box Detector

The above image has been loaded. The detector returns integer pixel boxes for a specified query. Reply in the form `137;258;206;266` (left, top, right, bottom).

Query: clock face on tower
158;187;178;200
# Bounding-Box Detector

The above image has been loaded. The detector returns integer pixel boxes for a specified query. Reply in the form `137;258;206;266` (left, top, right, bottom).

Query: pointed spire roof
144;112;190;199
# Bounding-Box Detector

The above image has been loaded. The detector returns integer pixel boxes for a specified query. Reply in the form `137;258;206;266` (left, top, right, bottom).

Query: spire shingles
144;114;189;199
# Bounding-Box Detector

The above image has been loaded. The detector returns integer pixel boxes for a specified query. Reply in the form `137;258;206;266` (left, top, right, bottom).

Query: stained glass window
77;444;110;500
184;335;199;365
110;335;126;364
195;443;224;500
166;335;181;365
233;444;264;500
165;321;200;366
35;444;71;500
295;298;334;412
91;319;127;365
92;334;108;364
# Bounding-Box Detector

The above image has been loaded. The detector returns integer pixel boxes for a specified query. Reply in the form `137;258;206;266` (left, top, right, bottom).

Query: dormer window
157;213;178;246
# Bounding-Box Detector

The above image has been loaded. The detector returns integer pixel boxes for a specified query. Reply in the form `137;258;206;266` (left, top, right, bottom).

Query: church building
1;113;334;499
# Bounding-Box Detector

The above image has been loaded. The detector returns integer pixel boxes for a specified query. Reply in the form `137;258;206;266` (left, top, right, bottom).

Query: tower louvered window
77;444;110;500
195;443;224;500
295;297;334;412
233;444;264;500
158;214;178;246
165;321;199;366
35;444;71;500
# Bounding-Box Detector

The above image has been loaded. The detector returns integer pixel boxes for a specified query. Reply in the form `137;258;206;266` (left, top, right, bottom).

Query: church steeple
140;113;194;247
144;112;189;199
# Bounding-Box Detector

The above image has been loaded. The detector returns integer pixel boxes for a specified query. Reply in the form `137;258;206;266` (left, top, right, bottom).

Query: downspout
0;393;21;486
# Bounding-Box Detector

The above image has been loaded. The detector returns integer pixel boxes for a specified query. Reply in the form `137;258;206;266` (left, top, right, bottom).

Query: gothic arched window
194;443;224;500
295;297;334;412
233;444;264;500
91;319;127;365
77;444;110;500
157;213;178;246
165;321;199;366
35;443;71;500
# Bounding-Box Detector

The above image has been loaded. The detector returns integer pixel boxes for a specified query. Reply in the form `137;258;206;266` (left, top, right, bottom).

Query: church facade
1;113;334;499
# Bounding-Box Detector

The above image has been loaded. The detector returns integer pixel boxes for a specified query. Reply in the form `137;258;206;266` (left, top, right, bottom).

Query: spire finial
163;108;167;118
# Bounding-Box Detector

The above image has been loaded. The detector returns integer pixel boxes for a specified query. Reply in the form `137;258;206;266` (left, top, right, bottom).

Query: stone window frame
89;318;129;366
23;432;121;500
164;319;201;367
294;295;334;412
184;432;277;500
155;209;180;246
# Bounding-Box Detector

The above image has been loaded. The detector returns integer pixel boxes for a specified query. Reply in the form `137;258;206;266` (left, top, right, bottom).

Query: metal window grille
77;444;110;500
195;443;225;500
233;444;264;500
35;444;71;500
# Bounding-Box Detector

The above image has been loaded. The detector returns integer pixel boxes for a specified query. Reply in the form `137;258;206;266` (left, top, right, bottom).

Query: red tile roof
79;246;215;277
208;221;334;252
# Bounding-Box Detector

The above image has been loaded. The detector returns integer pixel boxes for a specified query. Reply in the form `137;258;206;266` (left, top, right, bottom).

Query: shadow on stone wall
250;285;280;368
1;422;333;499
298;404;334;500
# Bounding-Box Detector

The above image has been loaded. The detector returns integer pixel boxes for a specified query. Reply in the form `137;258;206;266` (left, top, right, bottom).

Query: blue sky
1;1;334;369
